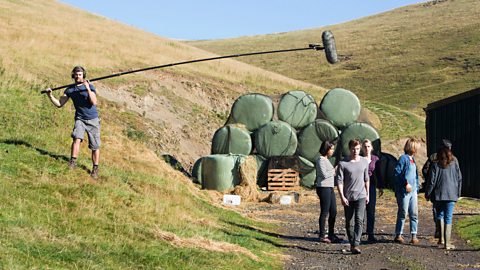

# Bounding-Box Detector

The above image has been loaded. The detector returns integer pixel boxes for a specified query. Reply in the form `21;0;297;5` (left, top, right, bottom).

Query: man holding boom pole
45;66;101;180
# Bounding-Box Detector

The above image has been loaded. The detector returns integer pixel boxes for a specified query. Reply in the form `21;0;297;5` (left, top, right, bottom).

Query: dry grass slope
190;0;480;126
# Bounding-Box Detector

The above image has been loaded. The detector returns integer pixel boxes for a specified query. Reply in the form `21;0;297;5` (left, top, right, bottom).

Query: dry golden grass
154;228;259;261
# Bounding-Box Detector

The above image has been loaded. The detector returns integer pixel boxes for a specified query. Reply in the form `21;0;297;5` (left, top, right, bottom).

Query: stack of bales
192;88;382;193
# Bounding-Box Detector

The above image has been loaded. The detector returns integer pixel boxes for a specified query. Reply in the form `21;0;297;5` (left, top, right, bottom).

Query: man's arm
46;88;69;107
364;165;370;204
335;163;349;206
84;81;97;106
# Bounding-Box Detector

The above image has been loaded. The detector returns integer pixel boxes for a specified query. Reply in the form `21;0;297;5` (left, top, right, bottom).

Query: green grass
457;215;480;249
0;73;284;268
387;255;425;270
456;199;480;249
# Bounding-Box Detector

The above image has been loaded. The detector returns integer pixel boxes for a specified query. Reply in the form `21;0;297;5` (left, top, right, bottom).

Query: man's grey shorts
72;118;101;150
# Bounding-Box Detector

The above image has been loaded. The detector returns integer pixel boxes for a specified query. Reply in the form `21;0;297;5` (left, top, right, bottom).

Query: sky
60;0;426;40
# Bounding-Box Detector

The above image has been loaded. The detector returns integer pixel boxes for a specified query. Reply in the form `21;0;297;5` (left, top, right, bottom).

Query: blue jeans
395;191;418;235
366;184;376;235
434;201;455;225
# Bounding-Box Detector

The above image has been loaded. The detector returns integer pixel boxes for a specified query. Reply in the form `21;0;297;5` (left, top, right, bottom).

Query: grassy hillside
190;0;480;138
0;0;325;167
0;0;332;268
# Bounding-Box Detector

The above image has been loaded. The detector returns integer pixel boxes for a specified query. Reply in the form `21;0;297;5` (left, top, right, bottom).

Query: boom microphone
322;30;338;64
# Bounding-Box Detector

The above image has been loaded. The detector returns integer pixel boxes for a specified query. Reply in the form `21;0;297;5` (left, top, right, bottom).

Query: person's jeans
434;201;455;225
395;191;418;235
316;187;337;238
366;184;376;235
344;198;366;247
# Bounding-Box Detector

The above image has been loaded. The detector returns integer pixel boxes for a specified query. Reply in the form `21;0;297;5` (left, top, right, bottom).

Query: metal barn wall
425;88;480;198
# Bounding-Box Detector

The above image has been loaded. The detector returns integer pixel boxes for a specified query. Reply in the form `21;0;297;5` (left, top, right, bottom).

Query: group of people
315;137;462;254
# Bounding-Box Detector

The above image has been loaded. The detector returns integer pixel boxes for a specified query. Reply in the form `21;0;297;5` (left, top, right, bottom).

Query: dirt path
245;191;480;270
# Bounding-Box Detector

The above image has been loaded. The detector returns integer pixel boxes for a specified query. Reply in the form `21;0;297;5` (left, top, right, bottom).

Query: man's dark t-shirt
64;84;98;120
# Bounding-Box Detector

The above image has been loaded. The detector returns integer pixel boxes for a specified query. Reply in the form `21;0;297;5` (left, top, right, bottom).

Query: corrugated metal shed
424;87;480;198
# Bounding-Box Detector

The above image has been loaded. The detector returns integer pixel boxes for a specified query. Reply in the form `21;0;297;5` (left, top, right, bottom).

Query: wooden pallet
267;168;299;191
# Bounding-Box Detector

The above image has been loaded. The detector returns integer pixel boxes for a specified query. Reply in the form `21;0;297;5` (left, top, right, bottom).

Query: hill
0;0;325;167
190;0;480;139
0;0;327;268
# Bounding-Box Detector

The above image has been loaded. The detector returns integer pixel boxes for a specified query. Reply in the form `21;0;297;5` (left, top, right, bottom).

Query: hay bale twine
201;154;246;192
230;93;274;131
278;90;317;129
339;122;381;157
320;88;361;129
297;119;339;162
211;124;252;155
233;156;260;202
254;120;297;158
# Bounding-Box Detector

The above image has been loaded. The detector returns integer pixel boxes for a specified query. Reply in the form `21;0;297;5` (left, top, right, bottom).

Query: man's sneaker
68;159;77;169
90;166;99;180
394;235;405;244
329;235;344;243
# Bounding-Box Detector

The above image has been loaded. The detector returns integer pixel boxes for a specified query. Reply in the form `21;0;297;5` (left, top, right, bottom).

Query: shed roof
424;87;480;111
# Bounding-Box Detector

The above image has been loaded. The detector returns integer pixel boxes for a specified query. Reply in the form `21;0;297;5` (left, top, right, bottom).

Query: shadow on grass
0;139;89;173
222;220;344;254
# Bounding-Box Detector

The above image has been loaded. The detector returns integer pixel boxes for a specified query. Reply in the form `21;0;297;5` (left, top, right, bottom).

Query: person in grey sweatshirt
336;139;369;254
425;147;462;250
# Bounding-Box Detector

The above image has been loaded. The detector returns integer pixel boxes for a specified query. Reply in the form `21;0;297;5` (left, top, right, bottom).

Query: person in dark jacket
425;147;462;250
361;139;383;243
422;139;457;239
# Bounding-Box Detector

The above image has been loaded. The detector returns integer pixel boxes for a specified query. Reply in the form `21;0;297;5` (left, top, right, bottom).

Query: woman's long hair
437;147;453;168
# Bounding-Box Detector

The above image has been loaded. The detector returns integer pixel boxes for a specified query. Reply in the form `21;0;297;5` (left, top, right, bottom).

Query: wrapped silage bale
191;157;203;184
201;154;246;192
297;119;339;163
211;125;252;155
254;120;297;158
301;170;317;189
297;157;316;189
378;152;397;189
320;88;361;129
230;93;274;131
339;122;381;157
278;90;317;129
253;154;269;187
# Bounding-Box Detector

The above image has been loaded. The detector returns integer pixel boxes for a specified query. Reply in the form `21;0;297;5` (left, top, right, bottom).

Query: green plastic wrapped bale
191;157;203;184
297;119;339;162
254;154;269;187
300;170;316;189
254;121;297;158
320;88;361;128
211;125;252;155
378;152;397;189
339;122;381;157
298;156;315;174
230;93;273;131
201;154;246;192
278;90;317;129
